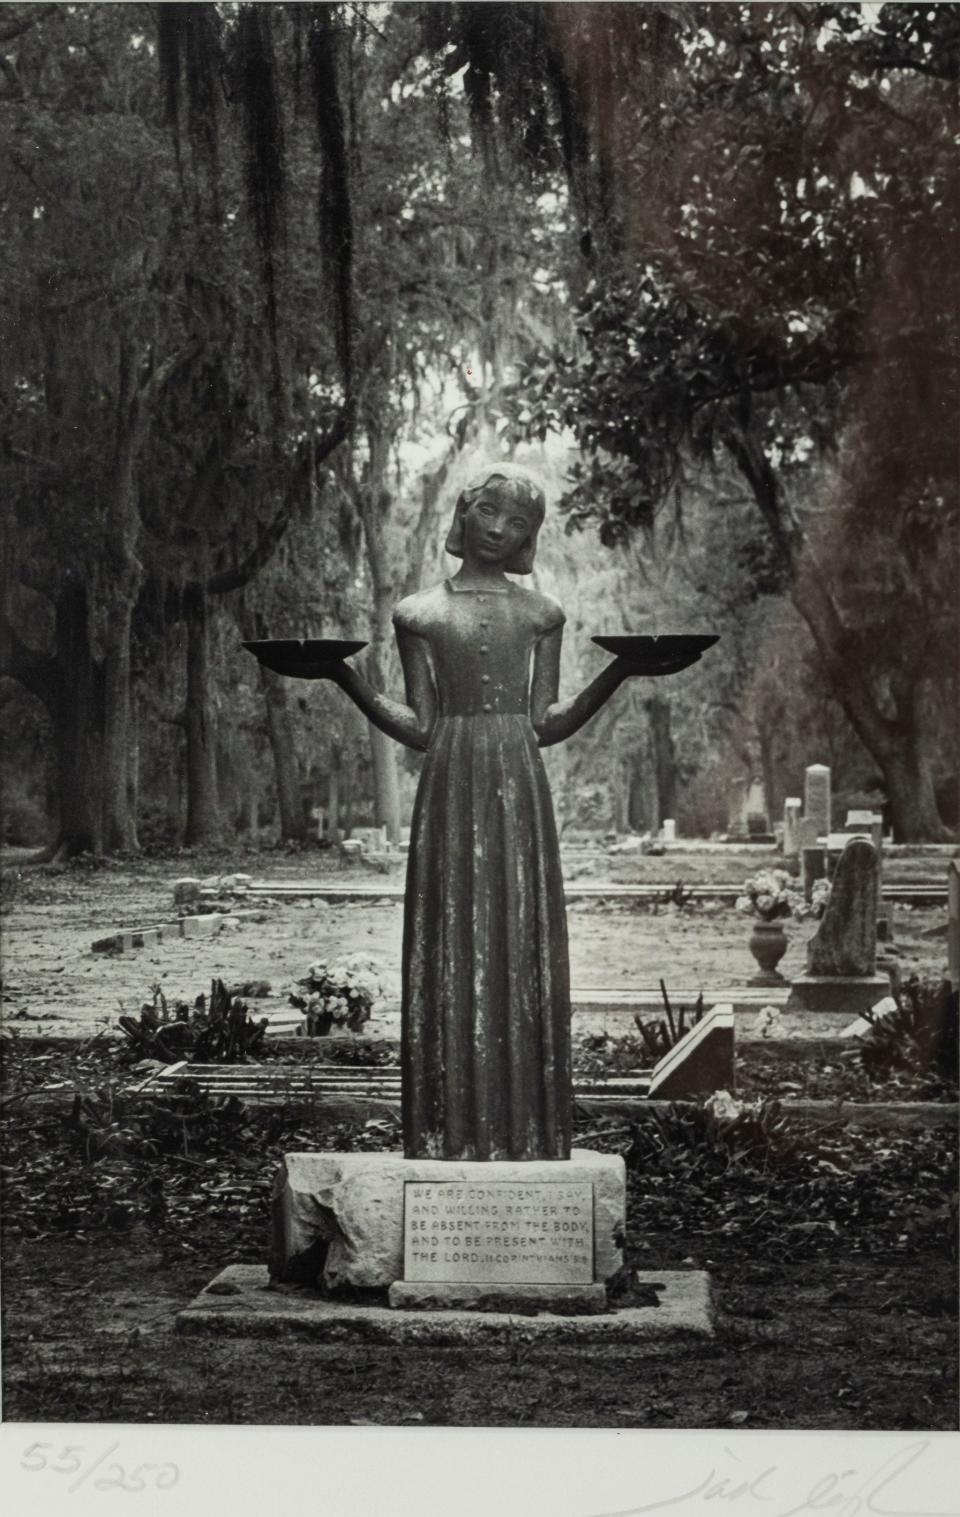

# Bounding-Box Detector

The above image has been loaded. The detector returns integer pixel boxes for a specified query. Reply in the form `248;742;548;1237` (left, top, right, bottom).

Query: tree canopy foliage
1;1;955;849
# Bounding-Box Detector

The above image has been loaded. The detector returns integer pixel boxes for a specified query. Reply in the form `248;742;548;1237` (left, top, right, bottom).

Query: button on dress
393;579;571;1161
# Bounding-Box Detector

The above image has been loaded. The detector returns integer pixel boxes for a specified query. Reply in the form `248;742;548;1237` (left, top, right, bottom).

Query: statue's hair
444;463;546;574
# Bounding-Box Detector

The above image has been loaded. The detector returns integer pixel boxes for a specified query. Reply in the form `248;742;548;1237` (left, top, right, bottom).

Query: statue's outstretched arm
531;626;627;748
305;629;435;753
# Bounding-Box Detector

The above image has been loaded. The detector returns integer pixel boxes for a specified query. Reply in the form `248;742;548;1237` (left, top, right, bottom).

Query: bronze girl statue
307;464;685;1163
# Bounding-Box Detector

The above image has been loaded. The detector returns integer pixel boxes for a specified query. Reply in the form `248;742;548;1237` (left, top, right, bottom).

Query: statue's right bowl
242;638;368;677
591;633;719;671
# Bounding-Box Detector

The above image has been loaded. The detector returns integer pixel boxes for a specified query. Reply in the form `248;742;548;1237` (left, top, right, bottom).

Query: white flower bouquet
734;868;803;922
296;955;386;1035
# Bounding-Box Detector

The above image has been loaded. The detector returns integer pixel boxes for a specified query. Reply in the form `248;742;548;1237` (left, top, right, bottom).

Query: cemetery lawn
1;849;956;1427
2;1084;956;1429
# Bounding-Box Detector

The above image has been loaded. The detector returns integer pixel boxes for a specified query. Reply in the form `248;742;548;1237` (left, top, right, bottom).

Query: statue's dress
394;579;571;1161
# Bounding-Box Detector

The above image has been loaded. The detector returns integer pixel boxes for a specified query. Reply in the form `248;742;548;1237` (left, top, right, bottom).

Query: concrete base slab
177;1265;712;1342
786;974;890;1014
387;1280;608;1314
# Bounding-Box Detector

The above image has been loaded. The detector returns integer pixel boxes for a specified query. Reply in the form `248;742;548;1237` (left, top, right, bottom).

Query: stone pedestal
388;1281;608;1313
271;1149;626;1306
786;973;891;1015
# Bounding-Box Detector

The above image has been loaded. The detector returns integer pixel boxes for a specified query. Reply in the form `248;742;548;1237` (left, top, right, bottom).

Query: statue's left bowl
242;639;367;677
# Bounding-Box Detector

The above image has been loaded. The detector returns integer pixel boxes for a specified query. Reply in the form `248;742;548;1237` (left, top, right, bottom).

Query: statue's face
462;486;537;565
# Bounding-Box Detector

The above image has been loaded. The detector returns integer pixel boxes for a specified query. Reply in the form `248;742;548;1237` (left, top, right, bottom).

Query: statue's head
445;463;546;574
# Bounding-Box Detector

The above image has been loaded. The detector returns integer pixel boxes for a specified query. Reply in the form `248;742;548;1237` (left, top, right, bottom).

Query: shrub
625;1092;800;1174
859;977;958;1097
118;980;268;1064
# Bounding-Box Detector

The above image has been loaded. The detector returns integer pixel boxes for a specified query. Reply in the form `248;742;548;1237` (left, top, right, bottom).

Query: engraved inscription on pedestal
403;1180;594;1285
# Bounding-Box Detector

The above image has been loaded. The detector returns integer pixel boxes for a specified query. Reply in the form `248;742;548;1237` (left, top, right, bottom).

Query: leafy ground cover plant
573;984;705;1076
859;977;959;1098
118;980;268;1064
635;982;704;1060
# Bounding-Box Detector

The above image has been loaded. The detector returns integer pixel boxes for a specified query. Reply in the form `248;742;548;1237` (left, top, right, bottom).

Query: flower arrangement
293;955;387;1035
735;868;803;921
793;878;832;919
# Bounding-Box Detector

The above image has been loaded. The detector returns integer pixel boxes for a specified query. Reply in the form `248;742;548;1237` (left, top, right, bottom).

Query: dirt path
1;853;948;1039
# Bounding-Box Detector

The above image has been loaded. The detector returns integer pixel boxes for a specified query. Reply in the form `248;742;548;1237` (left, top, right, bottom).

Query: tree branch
205;409;349;596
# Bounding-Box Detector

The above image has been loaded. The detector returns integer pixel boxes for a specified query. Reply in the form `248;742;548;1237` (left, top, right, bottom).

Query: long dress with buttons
392;578;571;1161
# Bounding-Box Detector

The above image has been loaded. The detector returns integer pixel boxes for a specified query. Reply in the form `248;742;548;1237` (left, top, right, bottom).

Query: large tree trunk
127;688;140;841
627;758;651;832
183;584;221;845
53;581;105;857
101;599;138;852
365;642;402;843
645;695;677;827
791;576;948;841
726;434;949;842
354;419;455;848
881;729;945;845
612;754;629;833
99;343;145;852
327;745;342;842
757;721;778;830
260;664;306;842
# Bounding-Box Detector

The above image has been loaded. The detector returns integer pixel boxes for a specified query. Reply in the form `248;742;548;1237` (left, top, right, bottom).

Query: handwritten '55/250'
21;1442;179;1493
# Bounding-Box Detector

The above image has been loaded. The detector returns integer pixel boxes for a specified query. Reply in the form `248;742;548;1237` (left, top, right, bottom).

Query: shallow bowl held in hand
242;638;367;677
591;634;719;672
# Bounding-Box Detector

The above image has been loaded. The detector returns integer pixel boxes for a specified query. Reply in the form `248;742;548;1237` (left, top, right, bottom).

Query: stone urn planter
748;920;788;985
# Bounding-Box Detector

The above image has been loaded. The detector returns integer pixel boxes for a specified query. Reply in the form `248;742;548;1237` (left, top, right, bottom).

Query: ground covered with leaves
2;1050;956;1429
2;850;955;1425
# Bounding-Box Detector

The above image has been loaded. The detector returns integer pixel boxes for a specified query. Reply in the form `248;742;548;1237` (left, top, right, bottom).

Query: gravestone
782;798;802;858
798;816;820;849
845;809;882;833
662;818;676;843
350;825;389;851
746;810;770;838
804;764;831;839
788;837;889;1013
646;1005;735;1099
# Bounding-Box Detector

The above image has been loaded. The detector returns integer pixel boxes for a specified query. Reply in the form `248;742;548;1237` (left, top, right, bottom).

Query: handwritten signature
585;1440;958;1517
